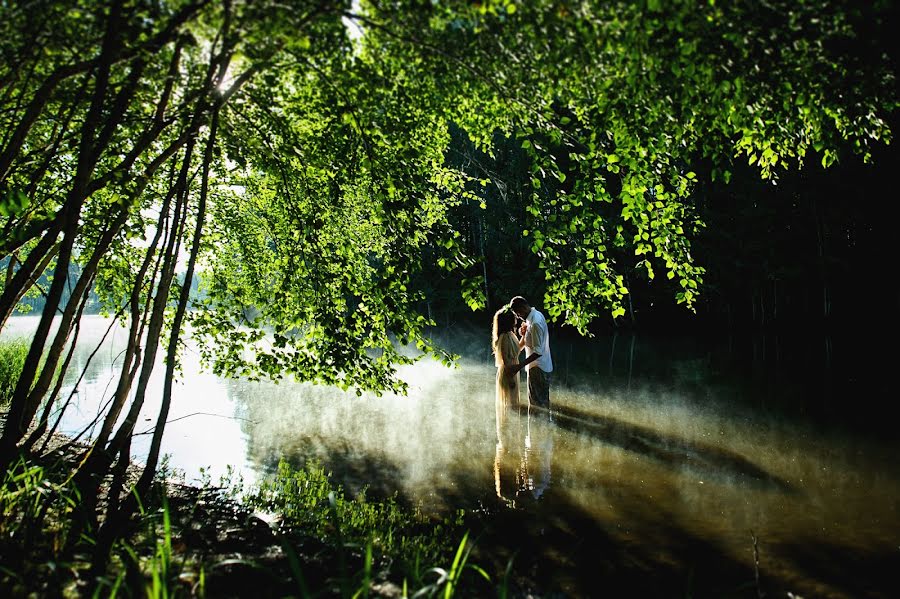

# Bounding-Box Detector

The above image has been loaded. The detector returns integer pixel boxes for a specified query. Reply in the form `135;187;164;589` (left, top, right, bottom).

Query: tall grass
0;456;191;598
246;459;463;573
0;457;82;594
245;459;500;598
0;336;29;405
413;530;492;599
1;455;507;598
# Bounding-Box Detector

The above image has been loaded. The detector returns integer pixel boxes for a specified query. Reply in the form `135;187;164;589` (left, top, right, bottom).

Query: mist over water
3;315;898;597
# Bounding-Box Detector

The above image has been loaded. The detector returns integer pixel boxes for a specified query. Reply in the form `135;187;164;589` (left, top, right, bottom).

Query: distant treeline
2;260;202;317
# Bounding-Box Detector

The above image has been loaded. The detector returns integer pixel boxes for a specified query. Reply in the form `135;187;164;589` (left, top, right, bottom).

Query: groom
510;296;553;409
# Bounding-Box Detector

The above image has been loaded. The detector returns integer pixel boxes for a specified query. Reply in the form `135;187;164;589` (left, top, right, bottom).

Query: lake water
2;315;898;598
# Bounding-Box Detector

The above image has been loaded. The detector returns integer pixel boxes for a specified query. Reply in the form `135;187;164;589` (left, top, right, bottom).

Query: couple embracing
492;296;553;411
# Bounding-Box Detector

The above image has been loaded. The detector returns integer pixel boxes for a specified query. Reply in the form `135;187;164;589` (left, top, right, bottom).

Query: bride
492;305;527;504
492;306;525;408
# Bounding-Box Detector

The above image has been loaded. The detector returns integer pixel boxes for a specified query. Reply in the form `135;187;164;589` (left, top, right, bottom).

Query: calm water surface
3;315;898;598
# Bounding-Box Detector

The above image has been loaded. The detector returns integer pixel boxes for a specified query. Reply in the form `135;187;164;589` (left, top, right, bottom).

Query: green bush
245;459;480;593
0;337;28;405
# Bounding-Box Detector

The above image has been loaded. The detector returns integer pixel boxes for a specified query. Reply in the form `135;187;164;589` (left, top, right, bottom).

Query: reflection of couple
492;296;554;505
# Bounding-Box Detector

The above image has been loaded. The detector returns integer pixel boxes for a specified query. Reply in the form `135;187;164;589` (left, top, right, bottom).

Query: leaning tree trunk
36;312;123;455
14;211;130;440
0;0;126;467
68;152;191;547
64;107;206;552
21;272;96;452
0;239;60;332
91;157;181;453
89;11;236;577
88;27;233;473
134;106;218;500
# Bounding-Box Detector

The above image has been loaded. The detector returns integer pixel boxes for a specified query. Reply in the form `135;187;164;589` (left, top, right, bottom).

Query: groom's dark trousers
527;367;551;408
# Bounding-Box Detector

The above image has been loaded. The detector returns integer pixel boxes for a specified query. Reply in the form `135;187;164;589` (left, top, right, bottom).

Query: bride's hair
492;306;516;350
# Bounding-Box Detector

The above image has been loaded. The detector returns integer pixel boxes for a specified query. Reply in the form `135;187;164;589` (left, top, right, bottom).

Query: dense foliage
0;338;28;405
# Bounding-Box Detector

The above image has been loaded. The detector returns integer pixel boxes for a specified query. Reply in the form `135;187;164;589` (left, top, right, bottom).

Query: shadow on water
254;387;899;598
437;405;898;599
439;441;766;599
775;540;900;599
256;434;408;503
543;403;794;493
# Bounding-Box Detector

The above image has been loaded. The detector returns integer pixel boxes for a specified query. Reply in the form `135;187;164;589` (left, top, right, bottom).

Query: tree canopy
0;0;895;444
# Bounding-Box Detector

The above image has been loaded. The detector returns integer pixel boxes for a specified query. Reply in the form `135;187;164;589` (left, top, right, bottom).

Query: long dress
493;331;523;504
494;331;520;408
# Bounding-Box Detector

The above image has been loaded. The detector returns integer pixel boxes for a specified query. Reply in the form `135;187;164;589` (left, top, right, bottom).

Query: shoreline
1;417;550;598
0;418;310;597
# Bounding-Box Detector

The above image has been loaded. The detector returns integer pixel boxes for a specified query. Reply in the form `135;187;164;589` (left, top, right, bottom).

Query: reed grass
245;458;499;597
0;337;28;405
1;455;507;598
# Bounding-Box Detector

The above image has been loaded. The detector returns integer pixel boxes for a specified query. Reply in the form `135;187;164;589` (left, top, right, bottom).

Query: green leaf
0;189;30;217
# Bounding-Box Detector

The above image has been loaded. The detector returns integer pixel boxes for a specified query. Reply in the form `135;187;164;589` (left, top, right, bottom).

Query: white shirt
524;307;552;373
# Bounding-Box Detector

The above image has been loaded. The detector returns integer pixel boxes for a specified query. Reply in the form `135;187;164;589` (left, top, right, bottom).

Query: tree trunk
92;158;181;451
18;212;128;432
136;105;218;499
37;312;122;454
22;282;92;452
477;214;490;307
0;0;125;466
66;178;189;555
0;237;60;331
99;153;193;464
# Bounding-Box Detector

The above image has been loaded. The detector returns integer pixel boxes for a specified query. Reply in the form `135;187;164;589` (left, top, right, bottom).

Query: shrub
0;337;28;405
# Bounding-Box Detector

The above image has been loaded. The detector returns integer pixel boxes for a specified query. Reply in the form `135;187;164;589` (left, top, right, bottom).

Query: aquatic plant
244;459;502;597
